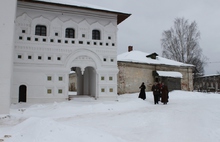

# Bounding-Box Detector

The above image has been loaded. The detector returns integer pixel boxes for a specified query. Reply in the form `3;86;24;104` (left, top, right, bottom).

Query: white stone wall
12;1;119;103
0;0;17;114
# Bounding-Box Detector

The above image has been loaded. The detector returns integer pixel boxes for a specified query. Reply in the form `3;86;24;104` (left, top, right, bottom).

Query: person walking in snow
151;82;160;104
138;82;146;100
161;82;169;104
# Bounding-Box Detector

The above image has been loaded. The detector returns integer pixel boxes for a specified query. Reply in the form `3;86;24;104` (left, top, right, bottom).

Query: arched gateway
66;49;101;99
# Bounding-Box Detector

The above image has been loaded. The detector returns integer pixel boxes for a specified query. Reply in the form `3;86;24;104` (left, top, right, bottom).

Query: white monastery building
0;0;130;114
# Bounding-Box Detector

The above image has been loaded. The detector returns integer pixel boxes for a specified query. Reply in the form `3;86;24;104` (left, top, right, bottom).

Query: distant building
117;46;194;94
0;0;130;114
194;74;220;92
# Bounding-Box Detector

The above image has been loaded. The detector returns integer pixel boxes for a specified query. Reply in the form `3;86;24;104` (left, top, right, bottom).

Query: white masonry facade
0;0;130;114
0;0;17;114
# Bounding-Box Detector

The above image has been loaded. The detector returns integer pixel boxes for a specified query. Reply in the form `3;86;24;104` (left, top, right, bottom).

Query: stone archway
69;66;96;97
66;50;102;99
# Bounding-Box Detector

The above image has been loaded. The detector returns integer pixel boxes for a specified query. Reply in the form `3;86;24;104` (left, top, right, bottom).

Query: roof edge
18;0;131;25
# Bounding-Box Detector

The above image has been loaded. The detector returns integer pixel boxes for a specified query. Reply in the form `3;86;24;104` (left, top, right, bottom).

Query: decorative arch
104;22;117;41
78;19;90;28
15;13;32;35
91;22;104;40
31;16;50;36
63;19;78;38
66;49;102;98
65;49;102;71
51;17;63;37
105;22;117;32
78;19;90;39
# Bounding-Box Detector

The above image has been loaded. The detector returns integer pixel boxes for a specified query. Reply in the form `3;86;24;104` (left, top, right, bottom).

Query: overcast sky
79;0;220;75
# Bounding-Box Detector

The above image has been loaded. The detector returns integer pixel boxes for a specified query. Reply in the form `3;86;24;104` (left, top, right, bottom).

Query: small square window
103;58;106;62
65;40;68;44
58;89;62;94
48;57;51;60
47;76;52;81
27;37;31;41
43;38;46;42
112;43;115;46
101;88;105;92
55;33;58;36
106;43;109;46
79;41;83;44
50;39;54;42
58;39;61;43
18;55;22;59
109;88;113;92
82;34;85;38
109;77;113;81
22;30;25;33
94;42;97;45
47;89;52;94
108;36;111;40
28;55;32;59
19;36;23;40
101;76;105;80
35;38;38;41
59;77;63;81
57;57;61;60
38;56;42;60
111;59;114;62
100;42;103;46
72;40;75;44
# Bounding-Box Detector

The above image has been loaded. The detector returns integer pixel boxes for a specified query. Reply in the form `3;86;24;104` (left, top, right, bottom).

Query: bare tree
161;17;207;75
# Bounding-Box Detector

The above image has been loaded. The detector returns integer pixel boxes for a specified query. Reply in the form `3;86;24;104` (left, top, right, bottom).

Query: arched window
92;30;101;40
65;28;75;38
35;25;47;36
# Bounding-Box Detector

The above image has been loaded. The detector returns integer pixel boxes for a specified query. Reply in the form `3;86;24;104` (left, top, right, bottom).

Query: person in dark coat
151;82;160;104
161;82;169;104
138;82;146;100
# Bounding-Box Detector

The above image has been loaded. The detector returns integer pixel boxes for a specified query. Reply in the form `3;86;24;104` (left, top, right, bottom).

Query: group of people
138;82;169;105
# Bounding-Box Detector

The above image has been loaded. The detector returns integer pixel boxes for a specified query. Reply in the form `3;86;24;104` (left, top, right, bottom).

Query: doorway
69;66;96;98
19;85;27;102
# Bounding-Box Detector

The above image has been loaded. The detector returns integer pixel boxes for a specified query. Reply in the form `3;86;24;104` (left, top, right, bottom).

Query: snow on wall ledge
157;71;183;78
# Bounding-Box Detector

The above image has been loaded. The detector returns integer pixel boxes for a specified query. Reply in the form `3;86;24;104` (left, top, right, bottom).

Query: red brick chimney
128;46;133;52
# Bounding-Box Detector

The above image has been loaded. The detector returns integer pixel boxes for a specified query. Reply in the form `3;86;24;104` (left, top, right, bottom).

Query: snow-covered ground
1;91;220;142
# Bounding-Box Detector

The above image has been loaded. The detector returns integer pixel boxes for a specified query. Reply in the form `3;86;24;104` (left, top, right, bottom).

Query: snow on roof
157;71;182;78
33;0;127;14
32;0;131;24
117;50;194;67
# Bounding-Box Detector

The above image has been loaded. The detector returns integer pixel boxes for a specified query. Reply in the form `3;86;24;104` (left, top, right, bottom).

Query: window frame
92;29;101;40
65;28;75;38
35;25;47;36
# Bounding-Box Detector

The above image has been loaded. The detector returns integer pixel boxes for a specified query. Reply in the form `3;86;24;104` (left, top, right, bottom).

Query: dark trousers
158;93;161;101
153;94;159;104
